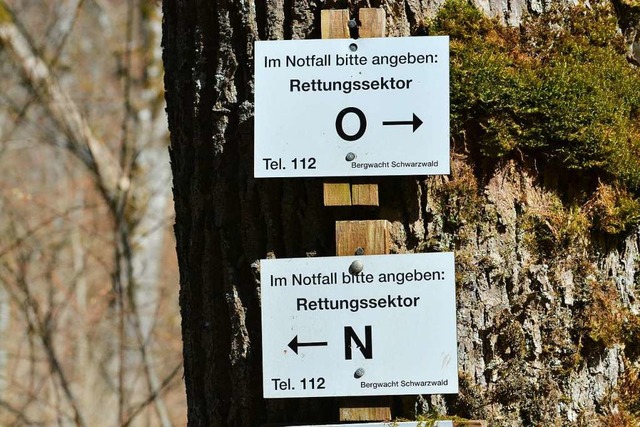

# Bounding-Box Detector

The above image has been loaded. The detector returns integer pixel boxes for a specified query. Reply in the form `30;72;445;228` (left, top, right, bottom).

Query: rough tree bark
163;2;337;424
163;1;640;426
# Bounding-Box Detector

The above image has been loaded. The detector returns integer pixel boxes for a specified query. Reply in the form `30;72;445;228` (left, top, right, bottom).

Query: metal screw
349;43;358;52
349;260;364;275
354;368;365;378
354;247;365;255
345;152;356;161
348;19;357;29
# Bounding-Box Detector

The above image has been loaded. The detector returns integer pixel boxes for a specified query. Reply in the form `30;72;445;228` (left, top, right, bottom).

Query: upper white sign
254;36;450;178
261;253;458;398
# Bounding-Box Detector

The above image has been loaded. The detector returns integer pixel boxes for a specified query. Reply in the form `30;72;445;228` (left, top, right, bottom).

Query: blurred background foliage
0;0;185;425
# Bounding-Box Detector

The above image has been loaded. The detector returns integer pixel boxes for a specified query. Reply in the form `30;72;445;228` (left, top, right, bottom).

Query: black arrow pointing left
288;335;328;354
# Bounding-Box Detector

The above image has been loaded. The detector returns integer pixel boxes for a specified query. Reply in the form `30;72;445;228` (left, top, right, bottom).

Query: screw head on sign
349;43;358;52
345;152;356;161
354;368;365;378
349;260;364;275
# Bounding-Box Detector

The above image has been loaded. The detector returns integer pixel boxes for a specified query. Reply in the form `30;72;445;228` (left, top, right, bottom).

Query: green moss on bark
432;0;640;234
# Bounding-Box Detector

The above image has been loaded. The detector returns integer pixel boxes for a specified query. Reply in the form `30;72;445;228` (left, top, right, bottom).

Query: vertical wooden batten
321;7;391;423
321;8;382;207
348;7;385;206
321;10;353;206
335;217;393;422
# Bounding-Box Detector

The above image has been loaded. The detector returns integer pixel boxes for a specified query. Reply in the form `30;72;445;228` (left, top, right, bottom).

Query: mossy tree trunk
162;1;640;426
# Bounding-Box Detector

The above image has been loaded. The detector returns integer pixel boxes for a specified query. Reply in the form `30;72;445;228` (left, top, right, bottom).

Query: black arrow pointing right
288;336;328;354
382;113;423;132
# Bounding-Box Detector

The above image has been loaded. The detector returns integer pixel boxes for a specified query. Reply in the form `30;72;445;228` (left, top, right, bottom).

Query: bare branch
0;398;42;425
0;0;123;208
45;0;87;67
12;260;88;427
0;203;87;260
122;363;182;427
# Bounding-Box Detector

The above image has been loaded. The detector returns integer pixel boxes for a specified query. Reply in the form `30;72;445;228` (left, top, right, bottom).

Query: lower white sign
260;253;458;398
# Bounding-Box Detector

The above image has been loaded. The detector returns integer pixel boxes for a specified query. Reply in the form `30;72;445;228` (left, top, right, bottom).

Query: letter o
336;107;367;141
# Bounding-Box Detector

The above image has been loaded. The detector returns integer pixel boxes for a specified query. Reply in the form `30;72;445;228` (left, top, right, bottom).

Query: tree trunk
163;2;336;424
163;1;640;426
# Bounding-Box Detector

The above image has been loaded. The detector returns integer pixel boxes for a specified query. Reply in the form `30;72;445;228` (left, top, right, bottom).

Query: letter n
344;325;373;359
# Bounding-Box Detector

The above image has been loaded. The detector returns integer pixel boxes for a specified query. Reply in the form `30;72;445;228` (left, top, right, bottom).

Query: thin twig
0;398;41;425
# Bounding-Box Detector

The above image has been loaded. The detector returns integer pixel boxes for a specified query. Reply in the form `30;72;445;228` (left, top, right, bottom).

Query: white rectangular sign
261;253;458;398
254;36;450;178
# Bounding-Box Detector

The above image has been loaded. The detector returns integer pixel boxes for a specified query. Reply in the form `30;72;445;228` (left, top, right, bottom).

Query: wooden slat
321;9;350;39
351;181;379;206
339;403;391;422
335;220;391;256
321;9;351;206
358;8;386;38
323;182;351;206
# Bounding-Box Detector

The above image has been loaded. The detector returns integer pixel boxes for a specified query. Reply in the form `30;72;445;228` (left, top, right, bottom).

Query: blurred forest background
0;0;185;425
